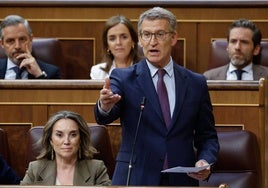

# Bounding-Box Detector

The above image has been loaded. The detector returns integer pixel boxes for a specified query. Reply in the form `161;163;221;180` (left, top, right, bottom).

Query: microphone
126;97;146;186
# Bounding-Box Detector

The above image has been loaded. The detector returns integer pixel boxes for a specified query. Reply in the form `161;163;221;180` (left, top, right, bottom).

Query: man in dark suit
204;18;268;80
0;15;61;79
94;7;219;186
0;155;20;184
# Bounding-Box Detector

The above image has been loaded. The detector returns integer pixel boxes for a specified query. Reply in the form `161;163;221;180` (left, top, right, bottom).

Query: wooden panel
172;39;186;67
48;105;96;123
215;124;244;131
0;123;31;178
59;38;95;79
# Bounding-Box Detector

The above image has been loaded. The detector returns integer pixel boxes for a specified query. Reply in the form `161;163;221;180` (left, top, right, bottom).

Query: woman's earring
51;149;54;160
107;49;111;55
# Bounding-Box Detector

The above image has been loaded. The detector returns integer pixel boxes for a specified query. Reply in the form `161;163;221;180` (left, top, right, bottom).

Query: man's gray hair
0;15;32;39
138;7;177;35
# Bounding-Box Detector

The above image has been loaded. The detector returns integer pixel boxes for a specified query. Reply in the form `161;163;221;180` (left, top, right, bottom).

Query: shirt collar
7;58;18;70
146;57;174;78
228;62;253;73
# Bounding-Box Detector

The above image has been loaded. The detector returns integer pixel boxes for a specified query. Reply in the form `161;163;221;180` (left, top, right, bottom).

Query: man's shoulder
203;64;229;79
0;58;7;65
204;64;228;74
253;64;268;70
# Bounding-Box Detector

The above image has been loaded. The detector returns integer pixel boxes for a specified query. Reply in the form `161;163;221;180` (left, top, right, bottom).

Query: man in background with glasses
94;7;219;186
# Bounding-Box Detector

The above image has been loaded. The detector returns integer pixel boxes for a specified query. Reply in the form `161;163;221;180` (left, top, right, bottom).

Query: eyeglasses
140;31;174;41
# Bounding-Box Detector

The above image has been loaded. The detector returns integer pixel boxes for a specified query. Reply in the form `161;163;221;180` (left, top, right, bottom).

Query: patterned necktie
234;69;245;80
157;69;171;127
14;66;24;79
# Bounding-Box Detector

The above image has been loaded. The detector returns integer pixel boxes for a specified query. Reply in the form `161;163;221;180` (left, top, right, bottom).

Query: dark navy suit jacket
95;59;219;186
0;155;20;184
0;58;61;79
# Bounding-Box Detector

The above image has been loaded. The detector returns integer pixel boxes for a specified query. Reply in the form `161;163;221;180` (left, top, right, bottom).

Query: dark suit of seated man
204;18;268;80
0;155;20;184
0;15;61;79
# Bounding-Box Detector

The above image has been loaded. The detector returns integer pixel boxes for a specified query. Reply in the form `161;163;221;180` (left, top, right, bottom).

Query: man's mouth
149;49;159;54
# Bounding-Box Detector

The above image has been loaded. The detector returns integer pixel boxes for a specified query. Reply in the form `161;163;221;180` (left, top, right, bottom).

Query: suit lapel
168;64;188;131
136;60;165;124
74;160;91;185
37;160;91;185
38;160;57;185
219;64;229;79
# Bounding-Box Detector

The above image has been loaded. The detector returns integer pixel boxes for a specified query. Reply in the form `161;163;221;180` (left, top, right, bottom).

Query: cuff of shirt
97;100;111;116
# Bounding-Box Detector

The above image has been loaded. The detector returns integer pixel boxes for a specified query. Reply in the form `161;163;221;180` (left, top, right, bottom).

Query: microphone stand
126;97;146;186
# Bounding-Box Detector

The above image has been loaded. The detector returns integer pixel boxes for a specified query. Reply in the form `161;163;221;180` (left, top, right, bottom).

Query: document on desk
161;164;211;173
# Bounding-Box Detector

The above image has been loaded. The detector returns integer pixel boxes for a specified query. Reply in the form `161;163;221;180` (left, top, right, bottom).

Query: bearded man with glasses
94;7;219;186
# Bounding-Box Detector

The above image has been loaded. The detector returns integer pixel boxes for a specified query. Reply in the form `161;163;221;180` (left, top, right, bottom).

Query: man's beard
230;58;246;66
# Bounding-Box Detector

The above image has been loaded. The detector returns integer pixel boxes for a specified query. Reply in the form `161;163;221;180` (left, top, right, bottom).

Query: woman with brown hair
90;15;140;79
21;110;111;185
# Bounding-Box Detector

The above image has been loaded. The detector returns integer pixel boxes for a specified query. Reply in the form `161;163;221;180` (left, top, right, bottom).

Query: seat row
0;126;261;188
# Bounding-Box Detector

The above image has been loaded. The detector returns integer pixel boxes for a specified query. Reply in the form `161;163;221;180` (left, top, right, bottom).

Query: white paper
161;164;210;173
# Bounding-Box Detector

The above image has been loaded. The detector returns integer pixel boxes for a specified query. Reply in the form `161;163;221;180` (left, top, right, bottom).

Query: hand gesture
16;43;43;78
99;77;121;112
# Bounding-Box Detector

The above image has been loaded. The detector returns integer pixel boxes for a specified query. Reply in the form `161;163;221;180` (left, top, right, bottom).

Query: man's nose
149;34;158;44
234;41;241;49
14;40;22;49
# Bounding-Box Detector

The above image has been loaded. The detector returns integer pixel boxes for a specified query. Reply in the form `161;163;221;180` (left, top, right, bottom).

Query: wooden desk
0;186;218;188
0;79;266;188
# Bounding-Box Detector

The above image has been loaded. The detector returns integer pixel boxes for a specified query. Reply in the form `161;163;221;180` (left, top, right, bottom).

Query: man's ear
253;44;261;56
30;34;34;41
171;31;178;47
0;39;4;48
138;40;143;48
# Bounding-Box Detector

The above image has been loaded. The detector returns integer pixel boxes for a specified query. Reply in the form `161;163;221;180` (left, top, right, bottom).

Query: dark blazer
94;59;219;186
20;159;111;185
203;63;268;80
0;155;20;184
0;58;61;79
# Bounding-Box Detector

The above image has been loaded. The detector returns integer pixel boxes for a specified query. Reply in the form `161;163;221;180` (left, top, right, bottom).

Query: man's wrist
98;100;111;116
36;71;47;79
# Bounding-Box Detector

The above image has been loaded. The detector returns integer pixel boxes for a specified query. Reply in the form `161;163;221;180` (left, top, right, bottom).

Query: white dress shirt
5;58;28;79
146;57;175;117
226;63;253;80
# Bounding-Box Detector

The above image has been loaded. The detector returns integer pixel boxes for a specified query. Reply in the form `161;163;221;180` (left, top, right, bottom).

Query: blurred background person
0;155;20;184
90;15;140;79
204;18;268;80
0;15;61;79
21;110;111;185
